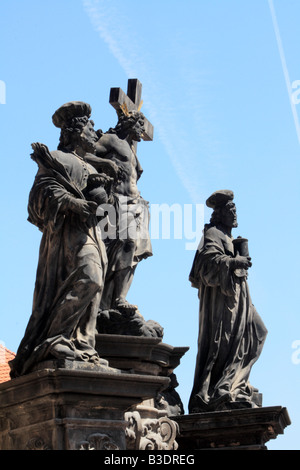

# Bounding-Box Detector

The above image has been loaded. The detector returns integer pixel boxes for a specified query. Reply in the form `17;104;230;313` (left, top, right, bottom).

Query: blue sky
1;0;299;450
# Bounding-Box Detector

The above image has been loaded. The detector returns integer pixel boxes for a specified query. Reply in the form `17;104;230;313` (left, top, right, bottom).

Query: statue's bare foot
90;355;109;367
113;298;138;313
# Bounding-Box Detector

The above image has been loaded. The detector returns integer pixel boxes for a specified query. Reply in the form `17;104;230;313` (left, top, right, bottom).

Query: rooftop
0;345;15;383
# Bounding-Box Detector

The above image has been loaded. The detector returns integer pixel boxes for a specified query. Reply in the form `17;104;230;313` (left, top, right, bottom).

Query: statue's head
115;110;145;142
207;190;238;229
52;101;98;153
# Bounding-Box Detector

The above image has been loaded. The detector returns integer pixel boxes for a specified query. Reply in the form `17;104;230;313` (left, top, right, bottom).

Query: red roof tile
0;345;15;383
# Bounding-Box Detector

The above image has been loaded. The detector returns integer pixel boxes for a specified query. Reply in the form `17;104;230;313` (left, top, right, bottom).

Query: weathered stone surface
97;308;164;338
95;334;188;450
125;405;179;450
0;366;169;450
96;334;189;377
172;406;291;450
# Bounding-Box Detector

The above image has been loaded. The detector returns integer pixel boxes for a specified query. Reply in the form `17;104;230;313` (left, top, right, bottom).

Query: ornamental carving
125;411;178;450
78;433;119;450
26;437;51;450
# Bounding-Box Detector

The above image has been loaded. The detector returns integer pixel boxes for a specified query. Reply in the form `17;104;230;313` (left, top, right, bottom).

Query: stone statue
9;102;116;378
188;190;268;413
92;110;163;338
93;110;152;312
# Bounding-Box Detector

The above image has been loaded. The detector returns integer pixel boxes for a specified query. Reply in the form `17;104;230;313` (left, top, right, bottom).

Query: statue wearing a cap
10;102;115;377
56;101;153;317
188;190;267;412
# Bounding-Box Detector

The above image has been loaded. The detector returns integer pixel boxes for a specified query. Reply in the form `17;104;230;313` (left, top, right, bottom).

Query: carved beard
78;134;96;154
219;213;238;229
232;218;238;228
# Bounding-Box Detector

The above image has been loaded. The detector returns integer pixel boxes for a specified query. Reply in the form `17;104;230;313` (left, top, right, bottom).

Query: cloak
188;224;267;412
10;144;107;377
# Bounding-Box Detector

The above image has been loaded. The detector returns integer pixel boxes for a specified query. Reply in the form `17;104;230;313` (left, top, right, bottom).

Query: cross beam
109;78;154;142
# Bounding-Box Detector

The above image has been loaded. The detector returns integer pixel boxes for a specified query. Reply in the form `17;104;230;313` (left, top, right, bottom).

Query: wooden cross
109;78;154;143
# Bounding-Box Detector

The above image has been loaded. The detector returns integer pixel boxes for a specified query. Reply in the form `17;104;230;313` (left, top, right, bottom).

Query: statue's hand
69;199;98;220
231;255;252;270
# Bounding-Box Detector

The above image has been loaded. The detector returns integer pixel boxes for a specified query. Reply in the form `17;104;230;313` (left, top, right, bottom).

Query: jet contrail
268;0;300;145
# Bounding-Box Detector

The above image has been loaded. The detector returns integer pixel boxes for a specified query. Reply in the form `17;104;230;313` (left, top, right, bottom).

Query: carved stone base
172;406;291;450
125;400;179;450
96;334;189;379
96;334;189;450
0;365;169;450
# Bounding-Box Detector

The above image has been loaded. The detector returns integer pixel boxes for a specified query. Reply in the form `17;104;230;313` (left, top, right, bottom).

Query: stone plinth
172;406;291;450
96;334;189;450
0;363;169;450
96;334;189;377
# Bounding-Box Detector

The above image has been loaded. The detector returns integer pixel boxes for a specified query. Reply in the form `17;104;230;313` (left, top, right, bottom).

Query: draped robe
10;144;108;377
188;224;267;412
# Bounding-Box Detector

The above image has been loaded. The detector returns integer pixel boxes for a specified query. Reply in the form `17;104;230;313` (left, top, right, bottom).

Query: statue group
10;93;159;378
9;82;267;415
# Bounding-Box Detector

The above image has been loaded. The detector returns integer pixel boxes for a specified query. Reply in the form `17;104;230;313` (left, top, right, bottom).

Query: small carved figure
188;190;268;412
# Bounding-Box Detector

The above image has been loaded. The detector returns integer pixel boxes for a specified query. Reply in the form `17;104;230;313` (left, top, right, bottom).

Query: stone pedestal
172;406;291;450
0;362;169;450
96;334;189;450
96;334;189;378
